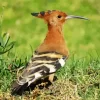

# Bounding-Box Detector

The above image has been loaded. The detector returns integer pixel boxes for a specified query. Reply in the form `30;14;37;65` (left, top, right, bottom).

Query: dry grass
0;79;81;100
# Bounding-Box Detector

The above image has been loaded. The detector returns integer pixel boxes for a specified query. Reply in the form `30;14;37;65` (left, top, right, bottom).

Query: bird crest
31;10;56;18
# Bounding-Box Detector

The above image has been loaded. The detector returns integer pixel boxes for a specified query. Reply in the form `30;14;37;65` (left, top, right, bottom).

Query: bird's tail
11;81;28;95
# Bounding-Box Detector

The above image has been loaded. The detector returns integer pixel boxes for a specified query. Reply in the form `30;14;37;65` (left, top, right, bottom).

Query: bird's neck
37;24;69;56
45;24;64;43
48;24;63;35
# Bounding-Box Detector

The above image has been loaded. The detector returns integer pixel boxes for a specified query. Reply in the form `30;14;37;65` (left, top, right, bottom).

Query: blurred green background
0;0;100;58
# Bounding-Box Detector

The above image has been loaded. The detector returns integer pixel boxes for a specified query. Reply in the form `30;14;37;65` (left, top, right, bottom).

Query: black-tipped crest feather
31;12;39;16
31;10;56;17
40;11;45;16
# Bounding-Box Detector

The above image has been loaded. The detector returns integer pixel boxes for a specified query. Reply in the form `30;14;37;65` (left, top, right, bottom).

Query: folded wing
11;51;67;95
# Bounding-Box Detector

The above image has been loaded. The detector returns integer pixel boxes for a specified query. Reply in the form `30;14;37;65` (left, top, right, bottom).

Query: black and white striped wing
12;52;67;94
18;52;66;86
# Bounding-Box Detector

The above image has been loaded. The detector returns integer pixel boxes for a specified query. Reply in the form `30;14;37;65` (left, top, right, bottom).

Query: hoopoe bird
11;10;88;95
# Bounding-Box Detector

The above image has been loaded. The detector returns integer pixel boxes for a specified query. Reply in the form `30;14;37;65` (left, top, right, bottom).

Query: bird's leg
44;74;58;88
38;74;55;88
48;74;55;83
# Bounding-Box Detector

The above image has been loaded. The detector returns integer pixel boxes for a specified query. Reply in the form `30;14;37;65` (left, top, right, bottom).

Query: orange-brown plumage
11;10;88;95
33;10;69;56
31;10;88;56
37;25;69;56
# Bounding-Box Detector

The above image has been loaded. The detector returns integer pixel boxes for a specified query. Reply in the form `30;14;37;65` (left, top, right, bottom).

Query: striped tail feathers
11;80;28;95
11;74;29;95
11;71;43;95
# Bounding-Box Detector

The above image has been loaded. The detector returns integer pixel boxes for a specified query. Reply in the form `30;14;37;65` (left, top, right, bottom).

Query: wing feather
11;52;67;95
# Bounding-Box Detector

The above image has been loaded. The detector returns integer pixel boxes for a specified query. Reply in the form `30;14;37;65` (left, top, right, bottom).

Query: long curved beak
66;15;89;20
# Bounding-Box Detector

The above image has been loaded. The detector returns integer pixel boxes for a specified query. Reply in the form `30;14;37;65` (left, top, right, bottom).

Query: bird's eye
57;15;62;18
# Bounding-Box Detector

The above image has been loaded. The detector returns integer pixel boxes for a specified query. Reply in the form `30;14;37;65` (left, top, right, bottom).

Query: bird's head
31;10;88;26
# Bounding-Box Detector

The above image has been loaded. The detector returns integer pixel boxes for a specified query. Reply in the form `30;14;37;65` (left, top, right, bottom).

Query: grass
0;0;100;99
